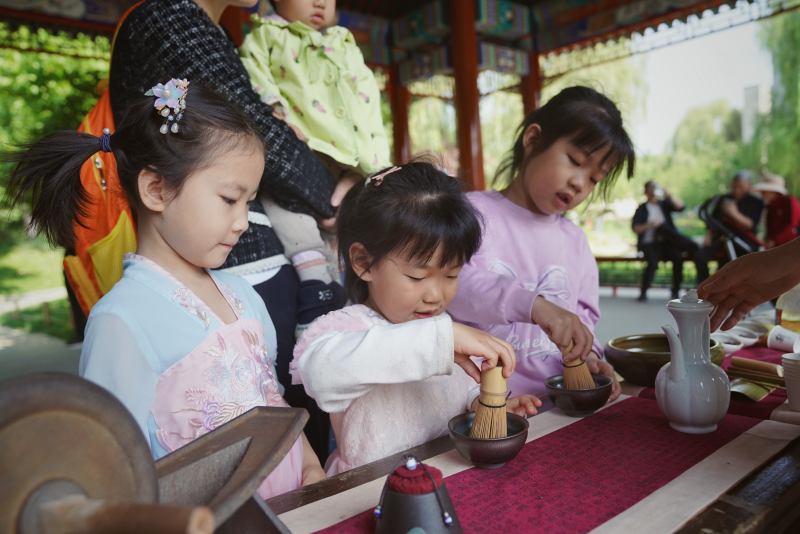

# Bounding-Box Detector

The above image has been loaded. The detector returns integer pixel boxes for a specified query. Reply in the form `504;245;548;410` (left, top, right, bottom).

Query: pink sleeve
574;247;603;357
449;250;538;326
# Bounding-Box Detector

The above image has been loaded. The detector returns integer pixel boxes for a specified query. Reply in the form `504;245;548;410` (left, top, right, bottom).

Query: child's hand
530;296;594;362
272;109;308;142
585;352;621;401
507;394;541;417
300;434;326;486
302;464;326;486
452;322;516;382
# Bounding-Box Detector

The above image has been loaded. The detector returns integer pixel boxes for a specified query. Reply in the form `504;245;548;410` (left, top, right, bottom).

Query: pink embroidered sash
153;318;303;498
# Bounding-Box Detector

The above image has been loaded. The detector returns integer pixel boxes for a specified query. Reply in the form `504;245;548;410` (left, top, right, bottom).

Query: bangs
337;160;483;303
378;194;482;269
570;123;634;183
567;112;635;200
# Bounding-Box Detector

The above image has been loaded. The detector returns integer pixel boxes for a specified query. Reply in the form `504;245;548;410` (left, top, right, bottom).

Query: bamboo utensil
562;341;595;390
471;366;508;439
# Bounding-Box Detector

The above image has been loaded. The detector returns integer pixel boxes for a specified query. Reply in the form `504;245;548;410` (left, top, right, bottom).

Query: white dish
747;310;776;324
736;320;770;337
728;326;759;347
711;332;744;354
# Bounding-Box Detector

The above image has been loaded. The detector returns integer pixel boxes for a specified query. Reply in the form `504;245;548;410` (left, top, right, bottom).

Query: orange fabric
64;2;142;315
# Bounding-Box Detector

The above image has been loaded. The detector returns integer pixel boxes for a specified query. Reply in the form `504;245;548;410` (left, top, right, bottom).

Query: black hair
495;86;636;200
3;83;263;249
337;161;482;303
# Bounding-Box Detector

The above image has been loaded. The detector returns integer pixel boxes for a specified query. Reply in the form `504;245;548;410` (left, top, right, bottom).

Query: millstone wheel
0;373;158;533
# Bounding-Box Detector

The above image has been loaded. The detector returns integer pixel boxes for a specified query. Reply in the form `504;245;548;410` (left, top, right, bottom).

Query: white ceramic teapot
655;290;730;433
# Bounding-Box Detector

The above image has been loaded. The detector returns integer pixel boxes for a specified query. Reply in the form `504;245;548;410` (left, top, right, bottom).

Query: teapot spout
662;325;686;381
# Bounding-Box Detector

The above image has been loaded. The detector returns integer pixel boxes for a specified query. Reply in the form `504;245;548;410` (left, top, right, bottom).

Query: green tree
655;100;746;207
539;43;647;200
480;89;523;186
0;23;110;252
756;11;800;194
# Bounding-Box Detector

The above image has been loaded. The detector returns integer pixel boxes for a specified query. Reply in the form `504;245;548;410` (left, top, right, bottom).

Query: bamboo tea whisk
471;366;507;439
562;341;596;390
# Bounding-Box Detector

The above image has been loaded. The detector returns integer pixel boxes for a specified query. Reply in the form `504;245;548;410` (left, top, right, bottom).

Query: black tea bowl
545;374;612;417
448;412;529;469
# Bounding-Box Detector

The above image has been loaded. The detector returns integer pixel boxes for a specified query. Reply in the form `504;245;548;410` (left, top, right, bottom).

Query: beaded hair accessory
365;165;401;187
145;78;189;134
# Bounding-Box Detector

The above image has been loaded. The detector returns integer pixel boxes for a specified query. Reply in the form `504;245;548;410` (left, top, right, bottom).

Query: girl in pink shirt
450;86;635;403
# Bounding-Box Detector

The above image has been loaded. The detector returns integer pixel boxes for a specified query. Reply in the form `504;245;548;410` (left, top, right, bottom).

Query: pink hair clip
365;166;401;187
145;78;189;134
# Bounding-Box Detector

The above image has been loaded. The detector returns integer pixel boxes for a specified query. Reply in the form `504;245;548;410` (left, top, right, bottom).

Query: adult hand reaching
698;239;800;330
320;174;362;231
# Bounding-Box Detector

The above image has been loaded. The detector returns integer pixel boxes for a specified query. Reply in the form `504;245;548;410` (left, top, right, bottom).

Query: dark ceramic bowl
448;412;528;469
604;334;724;387
545;374;612;417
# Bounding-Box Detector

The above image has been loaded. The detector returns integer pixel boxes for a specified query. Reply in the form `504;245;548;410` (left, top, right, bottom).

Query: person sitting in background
695;171;764;282
632;181;698;301
753;172;800;249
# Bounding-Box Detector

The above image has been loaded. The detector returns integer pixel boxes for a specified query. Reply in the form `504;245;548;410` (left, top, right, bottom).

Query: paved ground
0;287;80;383
595;287;675;344
0;326;81;382
0;286;680;384
0;287;66;314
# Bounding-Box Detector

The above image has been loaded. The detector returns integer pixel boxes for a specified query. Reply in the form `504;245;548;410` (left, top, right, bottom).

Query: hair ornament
365;165;401;187
145;78;189;134
98;127;112;152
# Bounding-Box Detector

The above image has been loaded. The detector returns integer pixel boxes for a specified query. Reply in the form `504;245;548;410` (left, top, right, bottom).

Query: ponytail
4;131;110;249
4;83;262;251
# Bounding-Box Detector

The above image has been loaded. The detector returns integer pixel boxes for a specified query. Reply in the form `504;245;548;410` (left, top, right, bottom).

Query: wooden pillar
449;0;484;190
220;6;244;47
388;64;411;164
520;49;542;114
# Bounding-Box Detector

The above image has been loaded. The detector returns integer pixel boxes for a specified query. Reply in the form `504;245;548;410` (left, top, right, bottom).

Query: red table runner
317;397;759;533
639;346;787;420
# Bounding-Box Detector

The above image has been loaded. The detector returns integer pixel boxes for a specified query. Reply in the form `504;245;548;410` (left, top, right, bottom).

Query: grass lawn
0;238;63;295
0;298;74;342
598;259;702;289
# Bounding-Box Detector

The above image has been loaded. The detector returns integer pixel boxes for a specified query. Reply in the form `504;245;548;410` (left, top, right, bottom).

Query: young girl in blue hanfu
449;86;635;405
5;80;325;497
291;162;540;475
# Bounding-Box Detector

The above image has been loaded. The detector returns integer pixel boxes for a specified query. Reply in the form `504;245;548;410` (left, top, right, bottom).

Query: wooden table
216;396;800;533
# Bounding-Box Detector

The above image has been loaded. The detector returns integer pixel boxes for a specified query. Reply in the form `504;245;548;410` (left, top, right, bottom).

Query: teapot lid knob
680;289;700;304
668;288;713;312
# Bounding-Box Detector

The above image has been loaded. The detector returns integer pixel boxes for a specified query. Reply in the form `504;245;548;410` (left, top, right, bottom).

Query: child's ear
349;242;373;282
138;169;171;212
522;123;542;152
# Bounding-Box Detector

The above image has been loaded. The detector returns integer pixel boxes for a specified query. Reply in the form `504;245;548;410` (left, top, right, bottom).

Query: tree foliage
755;11;800;195
652;11;800;204
0;23;110;252
640;100;748;207
540;45;647;203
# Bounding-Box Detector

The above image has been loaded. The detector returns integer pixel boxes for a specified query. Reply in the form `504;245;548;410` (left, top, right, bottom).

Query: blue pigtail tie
99;128;113;153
